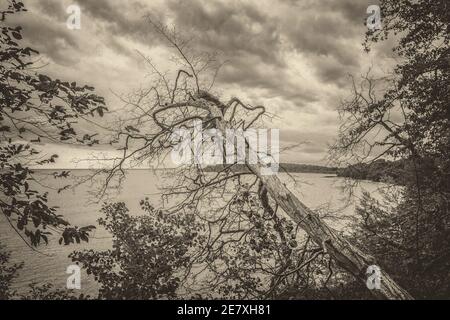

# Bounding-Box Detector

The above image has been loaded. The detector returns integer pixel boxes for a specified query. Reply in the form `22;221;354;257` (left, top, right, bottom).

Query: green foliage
337;159;409;183
0;243;23;299
0;1;106;143
70;191;346;299
350;190;450;298
202;188;335;299
70;200;206;299
365;0;449;162
0;0;106;246
337;0;450;299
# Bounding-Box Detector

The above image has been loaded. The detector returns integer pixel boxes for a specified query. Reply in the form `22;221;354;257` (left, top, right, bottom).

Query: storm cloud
16;0;391;165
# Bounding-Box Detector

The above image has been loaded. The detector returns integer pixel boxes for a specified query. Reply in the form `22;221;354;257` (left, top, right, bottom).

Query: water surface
0;170;381;296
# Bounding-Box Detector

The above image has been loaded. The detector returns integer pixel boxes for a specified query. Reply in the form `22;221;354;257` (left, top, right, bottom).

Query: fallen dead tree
100;19;413;300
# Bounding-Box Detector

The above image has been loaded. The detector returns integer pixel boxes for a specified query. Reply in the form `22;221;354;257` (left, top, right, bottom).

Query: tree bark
206;97;413;300
251;166;413;300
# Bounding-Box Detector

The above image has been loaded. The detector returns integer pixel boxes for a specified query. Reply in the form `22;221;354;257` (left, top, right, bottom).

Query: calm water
0;170;381;296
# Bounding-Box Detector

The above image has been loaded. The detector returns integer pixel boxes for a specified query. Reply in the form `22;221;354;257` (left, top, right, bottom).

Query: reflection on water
0;170;382;296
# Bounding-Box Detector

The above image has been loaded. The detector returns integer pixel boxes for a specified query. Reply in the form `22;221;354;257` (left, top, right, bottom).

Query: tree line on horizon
1;0;449;300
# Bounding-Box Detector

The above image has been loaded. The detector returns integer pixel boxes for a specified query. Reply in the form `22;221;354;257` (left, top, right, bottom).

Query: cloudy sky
13;0;395;168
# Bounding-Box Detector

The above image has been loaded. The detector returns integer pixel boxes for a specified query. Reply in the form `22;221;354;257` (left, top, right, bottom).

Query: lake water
0;170;382;296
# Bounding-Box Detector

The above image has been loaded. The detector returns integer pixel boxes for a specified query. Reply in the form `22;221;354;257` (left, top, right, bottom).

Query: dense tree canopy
333;0;450;298
1;0;448;300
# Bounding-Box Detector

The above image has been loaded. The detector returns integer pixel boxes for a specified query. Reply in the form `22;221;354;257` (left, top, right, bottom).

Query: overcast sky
14;0;395;168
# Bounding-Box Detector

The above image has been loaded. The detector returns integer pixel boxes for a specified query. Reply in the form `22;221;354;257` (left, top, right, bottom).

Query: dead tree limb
100;19;413;300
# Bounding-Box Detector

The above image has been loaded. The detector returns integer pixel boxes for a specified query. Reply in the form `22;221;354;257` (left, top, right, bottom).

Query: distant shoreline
29;163;338;174
26;160;404;184
202;163;337;174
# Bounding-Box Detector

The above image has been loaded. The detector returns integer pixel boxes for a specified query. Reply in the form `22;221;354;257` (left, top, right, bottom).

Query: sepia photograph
0;0;449;307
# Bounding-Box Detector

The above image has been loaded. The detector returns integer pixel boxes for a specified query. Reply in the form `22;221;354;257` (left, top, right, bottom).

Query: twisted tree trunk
206;94;413;300
252;167;413;300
